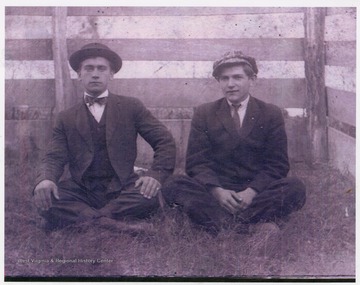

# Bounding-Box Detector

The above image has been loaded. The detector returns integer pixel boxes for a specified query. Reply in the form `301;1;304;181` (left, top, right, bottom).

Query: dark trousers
40;179;159;229
162;175;306;232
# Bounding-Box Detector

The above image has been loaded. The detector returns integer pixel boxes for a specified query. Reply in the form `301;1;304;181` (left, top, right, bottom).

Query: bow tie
84;96;108;106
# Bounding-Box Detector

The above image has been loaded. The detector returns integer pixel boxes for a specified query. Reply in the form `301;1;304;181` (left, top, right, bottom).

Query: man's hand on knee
34;180;59;211
135;176;161;199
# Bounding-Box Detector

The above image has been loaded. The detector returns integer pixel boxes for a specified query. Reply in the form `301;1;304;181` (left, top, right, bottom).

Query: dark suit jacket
36;93;176;193
186;96;289;193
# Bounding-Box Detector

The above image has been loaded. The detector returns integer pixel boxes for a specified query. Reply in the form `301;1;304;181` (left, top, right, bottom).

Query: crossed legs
161;175;306;234
39;179;159;230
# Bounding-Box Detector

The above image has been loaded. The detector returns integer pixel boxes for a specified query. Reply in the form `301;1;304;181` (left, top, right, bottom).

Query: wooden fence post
52;7;75;115
304;7;328;164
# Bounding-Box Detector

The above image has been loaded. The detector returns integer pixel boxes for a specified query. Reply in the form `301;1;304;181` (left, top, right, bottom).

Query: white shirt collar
84;89;109;99
227;94;250;109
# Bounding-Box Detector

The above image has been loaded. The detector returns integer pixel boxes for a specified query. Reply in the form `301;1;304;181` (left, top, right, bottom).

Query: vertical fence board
304;8;328;164
52;7;76;114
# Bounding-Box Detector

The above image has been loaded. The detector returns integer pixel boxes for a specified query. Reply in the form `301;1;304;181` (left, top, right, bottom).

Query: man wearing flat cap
33;43;176;231
162;51;306;236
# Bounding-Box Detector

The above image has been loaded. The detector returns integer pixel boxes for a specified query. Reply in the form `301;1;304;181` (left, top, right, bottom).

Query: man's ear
250;75;257;86
77;71;82;81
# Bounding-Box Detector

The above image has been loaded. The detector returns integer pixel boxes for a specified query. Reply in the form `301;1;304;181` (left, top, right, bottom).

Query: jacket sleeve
35;113;69;186
185;106;221;189
248;108;290;192
133;99;176;184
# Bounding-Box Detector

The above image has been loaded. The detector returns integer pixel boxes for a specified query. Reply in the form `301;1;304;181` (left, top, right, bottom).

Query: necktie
84;96;108;106
232;104;241;133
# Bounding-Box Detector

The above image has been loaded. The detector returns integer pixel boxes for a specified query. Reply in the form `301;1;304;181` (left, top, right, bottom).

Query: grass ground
4;156;355;280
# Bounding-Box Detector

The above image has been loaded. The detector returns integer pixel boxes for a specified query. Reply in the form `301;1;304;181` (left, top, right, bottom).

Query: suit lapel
239;96;260;138
215;98;239;139
76;102;93;150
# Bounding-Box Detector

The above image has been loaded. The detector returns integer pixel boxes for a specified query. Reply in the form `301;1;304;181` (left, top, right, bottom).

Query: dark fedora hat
69;42;122;73
212;50;258;78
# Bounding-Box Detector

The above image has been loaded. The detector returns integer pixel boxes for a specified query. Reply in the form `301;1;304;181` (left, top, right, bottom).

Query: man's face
78;57;114;97
218;65;255;105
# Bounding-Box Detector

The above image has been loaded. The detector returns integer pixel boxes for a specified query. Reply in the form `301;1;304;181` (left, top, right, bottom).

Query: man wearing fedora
162;51;306;236
33;43;176;231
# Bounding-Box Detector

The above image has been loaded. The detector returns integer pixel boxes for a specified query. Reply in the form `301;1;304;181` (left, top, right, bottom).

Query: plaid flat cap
212;51;258;78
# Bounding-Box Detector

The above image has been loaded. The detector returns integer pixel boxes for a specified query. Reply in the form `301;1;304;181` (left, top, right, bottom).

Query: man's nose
227;78;235;87
91;68;100;77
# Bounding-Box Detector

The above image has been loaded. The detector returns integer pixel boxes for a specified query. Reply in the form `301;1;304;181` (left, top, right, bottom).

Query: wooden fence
325;7;356;176
4;7;356;176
